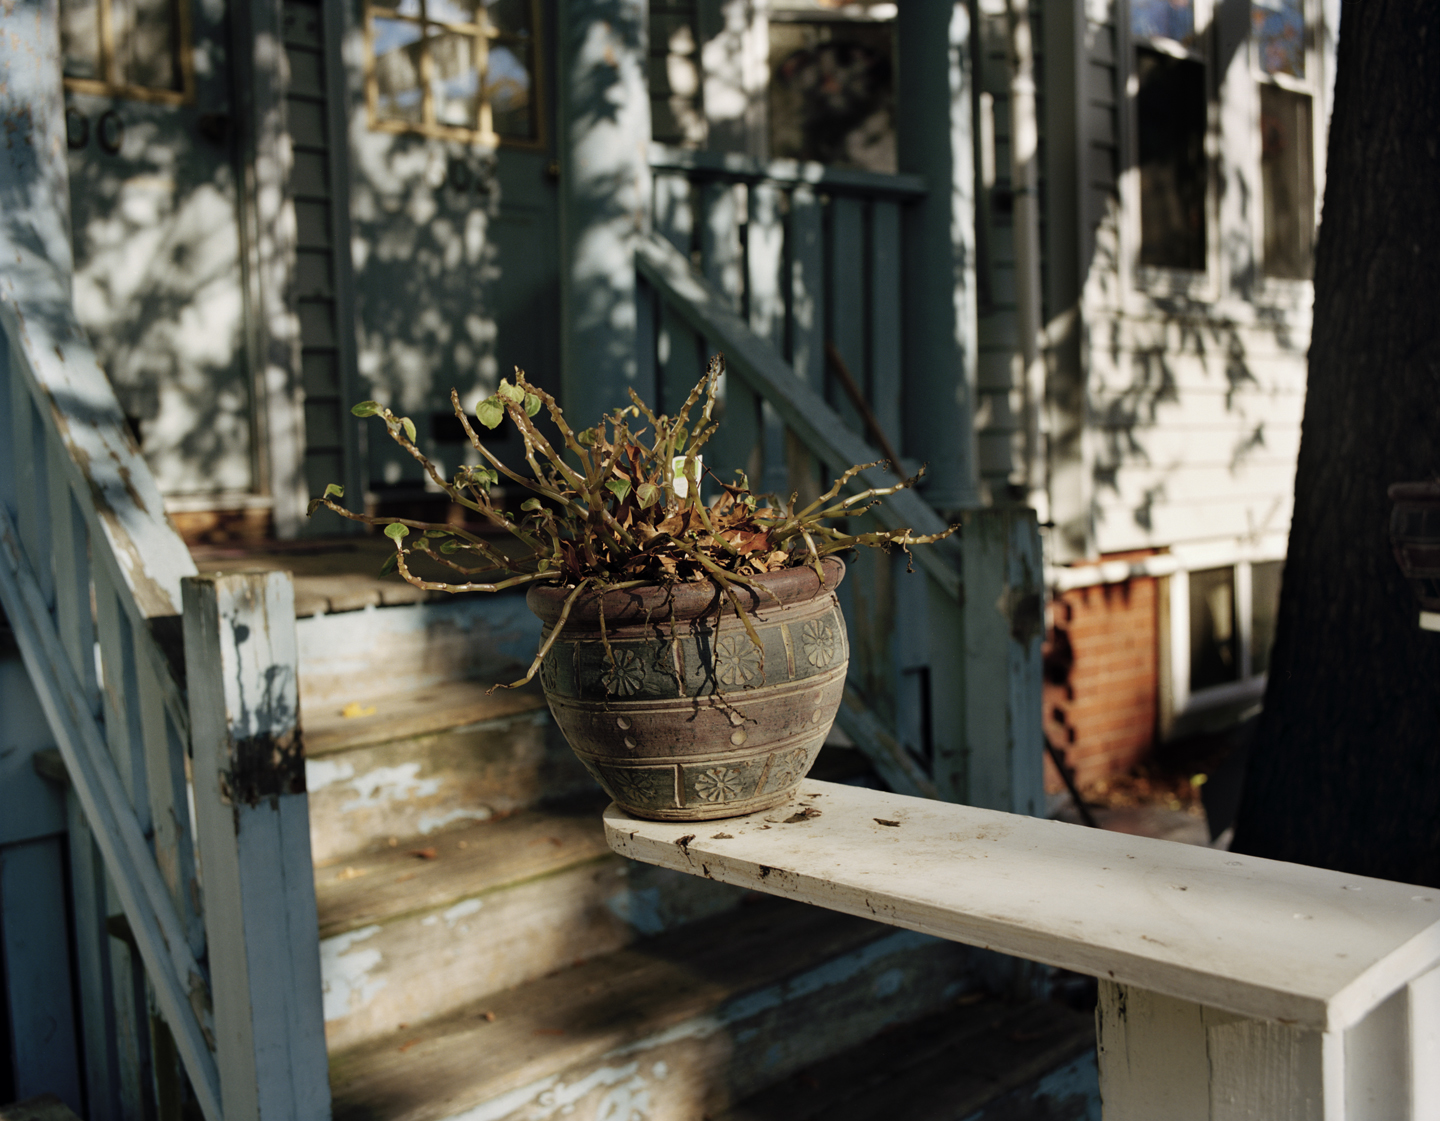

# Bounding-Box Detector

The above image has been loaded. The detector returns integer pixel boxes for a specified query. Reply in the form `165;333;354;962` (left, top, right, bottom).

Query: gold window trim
62;0;195;107
363;0;546;151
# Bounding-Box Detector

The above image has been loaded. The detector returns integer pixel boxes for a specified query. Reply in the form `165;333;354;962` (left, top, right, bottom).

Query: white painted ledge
604;780;1440;1033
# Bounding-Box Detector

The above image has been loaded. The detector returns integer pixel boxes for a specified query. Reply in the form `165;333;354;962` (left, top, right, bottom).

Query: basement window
365;0;542;147
60;0;192;104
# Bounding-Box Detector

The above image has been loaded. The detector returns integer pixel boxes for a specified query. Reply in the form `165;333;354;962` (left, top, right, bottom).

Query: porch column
558;0;653;422
896;2;979;511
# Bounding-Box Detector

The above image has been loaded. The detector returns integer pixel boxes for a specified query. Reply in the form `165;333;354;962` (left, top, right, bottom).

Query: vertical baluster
67;809;123;1121
787;185;825;507
636;273;658;406
828;195;867;434
49;445;98;710
11;373;53;611
658;301;706;420
870;200;904;457
700;180;745;312
748;181;789;496
92;557;159;1121
654;171;695;256
0;326;15;519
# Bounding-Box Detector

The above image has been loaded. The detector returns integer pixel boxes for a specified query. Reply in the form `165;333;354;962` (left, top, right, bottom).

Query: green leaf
384;522;409;541
352;401;382;417
306;498;324;517
521;497;543;511
576;428;597;447
673;426;688;448
440;540;459;554
605;478;632;503
401;417;417;442
636;482;659;508
476;397;505;429
424;528;448;538
524;392;542;417
379;552;399;577
497;379;525;403
324;482;345;499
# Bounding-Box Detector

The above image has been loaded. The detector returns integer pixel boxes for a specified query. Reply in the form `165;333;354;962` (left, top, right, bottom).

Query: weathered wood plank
636;232;960;600
92;565;152;829
748;182;789;495
182;571;329;1121
604;779;1440;1033
789;184;825;390
64;800;122;1121
1095;982;1210;1121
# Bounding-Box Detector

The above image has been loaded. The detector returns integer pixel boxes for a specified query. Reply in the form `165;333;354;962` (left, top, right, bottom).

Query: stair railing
638;147;1045;815
1;17;327;1120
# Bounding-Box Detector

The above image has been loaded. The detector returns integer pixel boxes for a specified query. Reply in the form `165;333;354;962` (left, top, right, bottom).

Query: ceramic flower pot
526;557;847;820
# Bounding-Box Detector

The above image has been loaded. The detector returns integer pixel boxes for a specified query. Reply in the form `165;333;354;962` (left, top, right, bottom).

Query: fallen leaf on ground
533;1028;565;1036
409;847;438;860
336;866;367;881
341;701;377;719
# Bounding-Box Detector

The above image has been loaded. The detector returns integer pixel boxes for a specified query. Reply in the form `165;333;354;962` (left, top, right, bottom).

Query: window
365;0;542;147
1131;0;1207;272
60;0;192;104
1254;0;1315;279
1170;558;1284;719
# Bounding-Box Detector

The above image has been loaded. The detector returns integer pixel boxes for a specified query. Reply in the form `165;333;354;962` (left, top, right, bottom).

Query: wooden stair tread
328;896;895;1121
304;677;548;757
713;996;1096;1121
315;799;613;939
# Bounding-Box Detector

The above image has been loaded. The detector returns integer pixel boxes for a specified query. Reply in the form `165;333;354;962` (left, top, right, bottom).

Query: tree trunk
1231;2;1440;886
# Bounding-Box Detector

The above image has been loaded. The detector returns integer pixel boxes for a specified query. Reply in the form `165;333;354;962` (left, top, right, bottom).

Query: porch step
714;996;1098;1121
303;678;596;865
316;799;746;1052
327;895;982;1121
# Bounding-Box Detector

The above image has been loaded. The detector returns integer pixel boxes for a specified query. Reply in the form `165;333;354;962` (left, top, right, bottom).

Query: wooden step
328;896;983;1121
712;995;1098;1121
316;801;747;1053
304;679;597;864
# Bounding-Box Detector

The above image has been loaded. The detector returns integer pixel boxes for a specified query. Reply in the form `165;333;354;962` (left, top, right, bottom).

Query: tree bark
1232;1;1440;886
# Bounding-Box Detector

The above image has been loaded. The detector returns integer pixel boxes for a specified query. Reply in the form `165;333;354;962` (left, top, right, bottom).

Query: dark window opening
768;16;895;173
1260;83;1314;279
1136;47;1207;271
1190;566;1238;692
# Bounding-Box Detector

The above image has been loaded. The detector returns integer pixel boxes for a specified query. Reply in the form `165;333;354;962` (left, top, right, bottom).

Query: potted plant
309;357;954;820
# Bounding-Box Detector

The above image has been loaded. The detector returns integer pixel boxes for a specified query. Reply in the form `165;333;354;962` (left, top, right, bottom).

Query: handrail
636;231;962;601
608;780;1440;1117
649;143;928;198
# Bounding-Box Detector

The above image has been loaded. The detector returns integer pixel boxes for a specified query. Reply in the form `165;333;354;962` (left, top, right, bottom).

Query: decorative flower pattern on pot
715;634;762;686
801;619;837;668
539;651;560;694
768;747;810;791
601;647;645;696
694;766;745;803
606;767;653;807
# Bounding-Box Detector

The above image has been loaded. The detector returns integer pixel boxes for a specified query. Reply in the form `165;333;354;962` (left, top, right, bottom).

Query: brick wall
1043;570;1160;793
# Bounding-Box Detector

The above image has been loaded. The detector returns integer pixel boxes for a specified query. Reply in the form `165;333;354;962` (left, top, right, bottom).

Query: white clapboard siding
1094;495;1297;553
1093;460;1301;508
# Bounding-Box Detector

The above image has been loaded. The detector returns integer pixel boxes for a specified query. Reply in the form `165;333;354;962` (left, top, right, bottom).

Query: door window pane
1260;84;1314;279
430;28;481;127
1137;48;1207;271
1250;561;1284;676
1190;567;1239;692
115;0;182;91
1254;0;1304;79
1132;0;1197;49
488;42;536;140
61;0;102;80
374;18;424;123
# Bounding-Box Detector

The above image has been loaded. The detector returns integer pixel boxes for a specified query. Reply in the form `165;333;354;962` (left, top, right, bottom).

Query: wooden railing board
605;780;1440;1033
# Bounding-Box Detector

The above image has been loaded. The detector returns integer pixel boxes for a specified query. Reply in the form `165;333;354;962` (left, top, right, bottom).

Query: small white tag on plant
672;455;702;500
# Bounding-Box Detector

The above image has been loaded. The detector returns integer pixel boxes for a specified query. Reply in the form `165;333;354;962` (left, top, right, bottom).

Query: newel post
183;571;330;1120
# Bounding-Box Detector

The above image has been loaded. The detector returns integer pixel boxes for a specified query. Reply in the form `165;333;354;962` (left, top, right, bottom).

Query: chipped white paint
448;1062;652;1121
305;758;356;792
320;925;387;1022
417;806;494;834
339;763;442;813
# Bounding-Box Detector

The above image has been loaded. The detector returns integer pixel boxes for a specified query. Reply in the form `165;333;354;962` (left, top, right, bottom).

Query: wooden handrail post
183;571;330;1121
